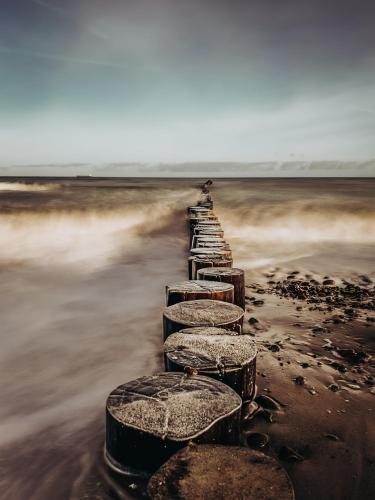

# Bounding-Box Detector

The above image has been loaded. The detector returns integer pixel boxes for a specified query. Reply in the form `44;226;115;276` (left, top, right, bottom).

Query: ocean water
0;177;374;499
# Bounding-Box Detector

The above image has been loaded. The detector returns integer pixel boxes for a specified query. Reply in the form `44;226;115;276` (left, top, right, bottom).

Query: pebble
328;383;340;392
294;376;305;386
248;317;258;325
254;300;265;306
242;401;260;420
255;394;281;411
278;446;304;462
324;434;340;441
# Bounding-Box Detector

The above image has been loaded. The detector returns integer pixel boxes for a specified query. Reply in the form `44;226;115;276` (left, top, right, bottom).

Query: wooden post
187;206;212;215
190;224;223;244
164;328;257;400
189;217;219;240
105;373;242;475
196;241;231;251
163;299;244;339
166;280;234;306
147;445;295;500
190;248;232;260
197;267;245;310
189;255;233;280
194;229;224;238
191;235;225;248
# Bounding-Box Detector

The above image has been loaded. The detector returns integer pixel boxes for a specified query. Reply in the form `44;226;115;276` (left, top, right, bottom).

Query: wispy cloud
0;45;127;70
31;0;109;41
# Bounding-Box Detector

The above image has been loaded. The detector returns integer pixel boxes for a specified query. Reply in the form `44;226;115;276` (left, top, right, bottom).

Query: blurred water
0;177;374;499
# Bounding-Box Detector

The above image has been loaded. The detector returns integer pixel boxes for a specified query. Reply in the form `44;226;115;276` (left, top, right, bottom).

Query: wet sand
0;178;374;499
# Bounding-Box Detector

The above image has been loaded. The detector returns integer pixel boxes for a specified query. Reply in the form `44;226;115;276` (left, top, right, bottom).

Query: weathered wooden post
190;247;232;258
196;241;231;250
191;223;223;244
194;228;224;238
147;445;295;500
164;328;257;400
105;373;242;475
163;299;244;339
189;254;233;279
166;280;234;306
191;235;225;248
187;206;212;215
188;216;219;238
197;267;245;310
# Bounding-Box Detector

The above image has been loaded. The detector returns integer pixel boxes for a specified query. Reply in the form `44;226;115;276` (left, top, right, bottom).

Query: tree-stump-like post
190;247;231;256
164;327;257;400
191;235;225;248
188;255;233;279
147;445;295;500
190;224;223;244
194;228;224;238
166;280;234;306
187;206;212;215
197;267;245;310
163;299;244;339
105;373;242;475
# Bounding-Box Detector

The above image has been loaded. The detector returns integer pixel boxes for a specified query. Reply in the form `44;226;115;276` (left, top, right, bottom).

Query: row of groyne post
103;182;295;499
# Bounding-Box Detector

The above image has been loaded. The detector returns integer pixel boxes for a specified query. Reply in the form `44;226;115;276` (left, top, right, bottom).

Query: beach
0;178;374;499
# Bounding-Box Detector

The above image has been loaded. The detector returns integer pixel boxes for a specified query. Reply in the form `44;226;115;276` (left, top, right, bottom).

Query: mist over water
0;177;374;499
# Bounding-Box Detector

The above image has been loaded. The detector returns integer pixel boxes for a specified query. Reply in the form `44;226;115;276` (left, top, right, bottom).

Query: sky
0;0;375;172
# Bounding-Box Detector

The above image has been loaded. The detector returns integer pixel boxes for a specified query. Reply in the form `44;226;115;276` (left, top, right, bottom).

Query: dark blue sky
1;0;374;166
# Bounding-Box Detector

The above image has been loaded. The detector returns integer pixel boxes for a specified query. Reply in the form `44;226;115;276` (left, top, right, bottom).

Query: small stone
255;394;281;411
301;362;310;369
247;432;270;450
268;343;281;352
328;384;340;392
242;401;260;420
278;446;304;462
323;279;335;285
254;300;265;306
324;434;340;441
248;317;259;325
295;376;305;386
346;383;361;390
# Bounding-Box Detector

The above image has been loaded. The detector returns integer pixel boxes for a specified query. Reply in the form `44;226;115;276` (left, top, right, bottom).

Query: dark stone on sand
147;445;295;500
267;343;280;352
247;432;270;449
295;376;305;386
255;394;281;410
278;446;304;462
330;361;347;373
325;433;340;441
323;279;335;285
301;362;310;369
248;317;258;324
328;383;340;392
337;348;367;364
241;401;260;420
254;299;264;306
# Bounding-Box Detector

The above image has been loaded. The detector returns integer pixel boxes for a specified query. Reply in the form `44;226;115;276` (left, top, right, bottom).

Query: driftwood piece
105;373;242;475
166;280;234;306
188;255;233;279
164;329;257;399
163;299;244;339
197;267;245;309
147;444;295;500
